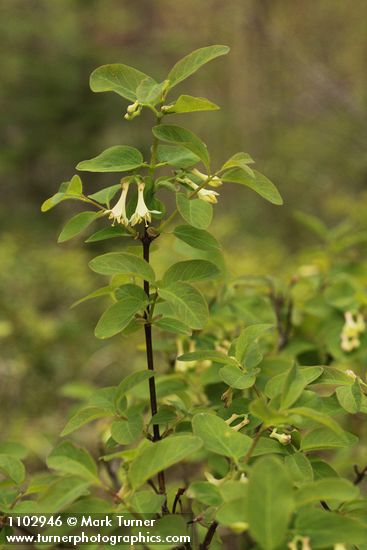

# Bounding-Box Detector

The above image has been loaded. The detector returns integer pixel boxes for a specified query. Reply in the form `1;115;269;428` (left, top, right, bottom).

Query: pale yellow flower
106;181;130;225
180;176;219;204
129;182;161;226
270;429;291;445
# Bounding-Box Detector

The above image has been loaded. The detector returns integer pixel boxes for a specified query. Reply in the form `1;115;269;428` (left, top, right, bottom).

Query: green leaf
155;375;187;398
265;366;324;400
176;193;213;229
248;456;294;550
128;435;202;490
222;168;283;205
221;152;255;173
289;406;345;435
336;381;362;413
71;286;113;308
47;441;99;484
90;63;154;101
61;407;113;436
192;413;252;460
295;509;367;548
88;184;121;205
136;78;165;105
116;370;154;401
311;459;339;480
314;367;354;386
158;281;208;330
219;364;258;389
188;481;223;506
295;478;359;507
41;175;83;212
301;427;358;451
178;350;239;367
111;415;143;445
38;476;89;512
129;491;166;517
149;405;177;426
0;442;28;460
235;324;274;364
157;145;200;169
0;455;25;484
281;365;324;409
173;224;221;252
165;95;219;114
162;259;220;284
89;252;155;282
284;453;313;484
167;45;230;89
216;497;248;529
152;124;210;169
85;225;129;243
95;284;148;339
77;146;143;172
154;317;192;336
251;438;289;457
250;399;289;426
58;211;100;243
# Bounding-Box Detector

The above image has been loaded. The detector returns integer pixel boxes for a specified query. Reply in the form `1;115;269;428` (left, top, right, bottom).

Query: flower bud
191;168;222;187
270;429;291;445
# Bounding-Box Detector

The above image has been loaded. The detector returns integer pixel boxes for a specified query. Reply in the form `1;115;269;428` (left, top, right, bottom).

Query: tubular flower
191;168;222;188
129;182;161;227
106;181;130;225
340;311;366;352
288;537;312;550
225;413;249;431
180;176;219;204
270;429;291;446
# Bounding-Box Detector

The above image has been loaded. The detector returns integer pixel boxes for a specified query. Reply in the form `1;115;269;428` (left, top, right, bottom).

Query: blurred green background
1;0;366;457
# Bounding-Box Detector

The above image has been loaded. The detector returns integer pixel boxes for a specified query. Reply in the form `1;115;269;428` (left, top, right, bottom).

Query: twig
243;426;264;465
200;521;218;550
147;479;159;494
353;464;367;485
172;487;186;514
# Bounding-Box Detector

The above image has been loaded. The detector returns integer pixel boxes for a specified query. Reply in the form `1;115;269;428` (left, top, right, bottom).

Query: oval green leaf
158;281;208;330
77;146;143;173
152;124;210;169
167;45;230;89
128;435;202;490
95;284;148;339
162;259;220;284
90;63;154;101
58;211;101;243
173;225;221;252
222;167;283;205
192;413;252;459
176;193;213;229
89;252;155;282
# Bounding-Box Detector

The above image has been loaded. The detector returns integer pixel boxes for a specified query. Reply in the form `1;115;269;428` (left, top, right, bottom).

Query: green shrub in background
1;45;367;550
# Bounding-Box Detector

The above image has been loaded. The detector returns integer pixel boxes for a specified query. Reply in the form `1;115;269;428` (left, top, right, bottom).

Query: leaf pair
90;45;230;103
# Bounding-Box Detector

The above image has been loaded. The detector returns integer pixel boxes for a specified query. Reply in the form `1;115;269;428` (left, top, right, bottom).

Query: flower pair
106;180;160;227
177;169;222;204
340;311;365;352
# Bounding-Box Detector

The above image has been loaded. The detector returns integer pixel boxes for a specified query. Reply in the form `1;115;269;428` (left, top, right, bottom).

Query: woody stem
142;232;167;502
